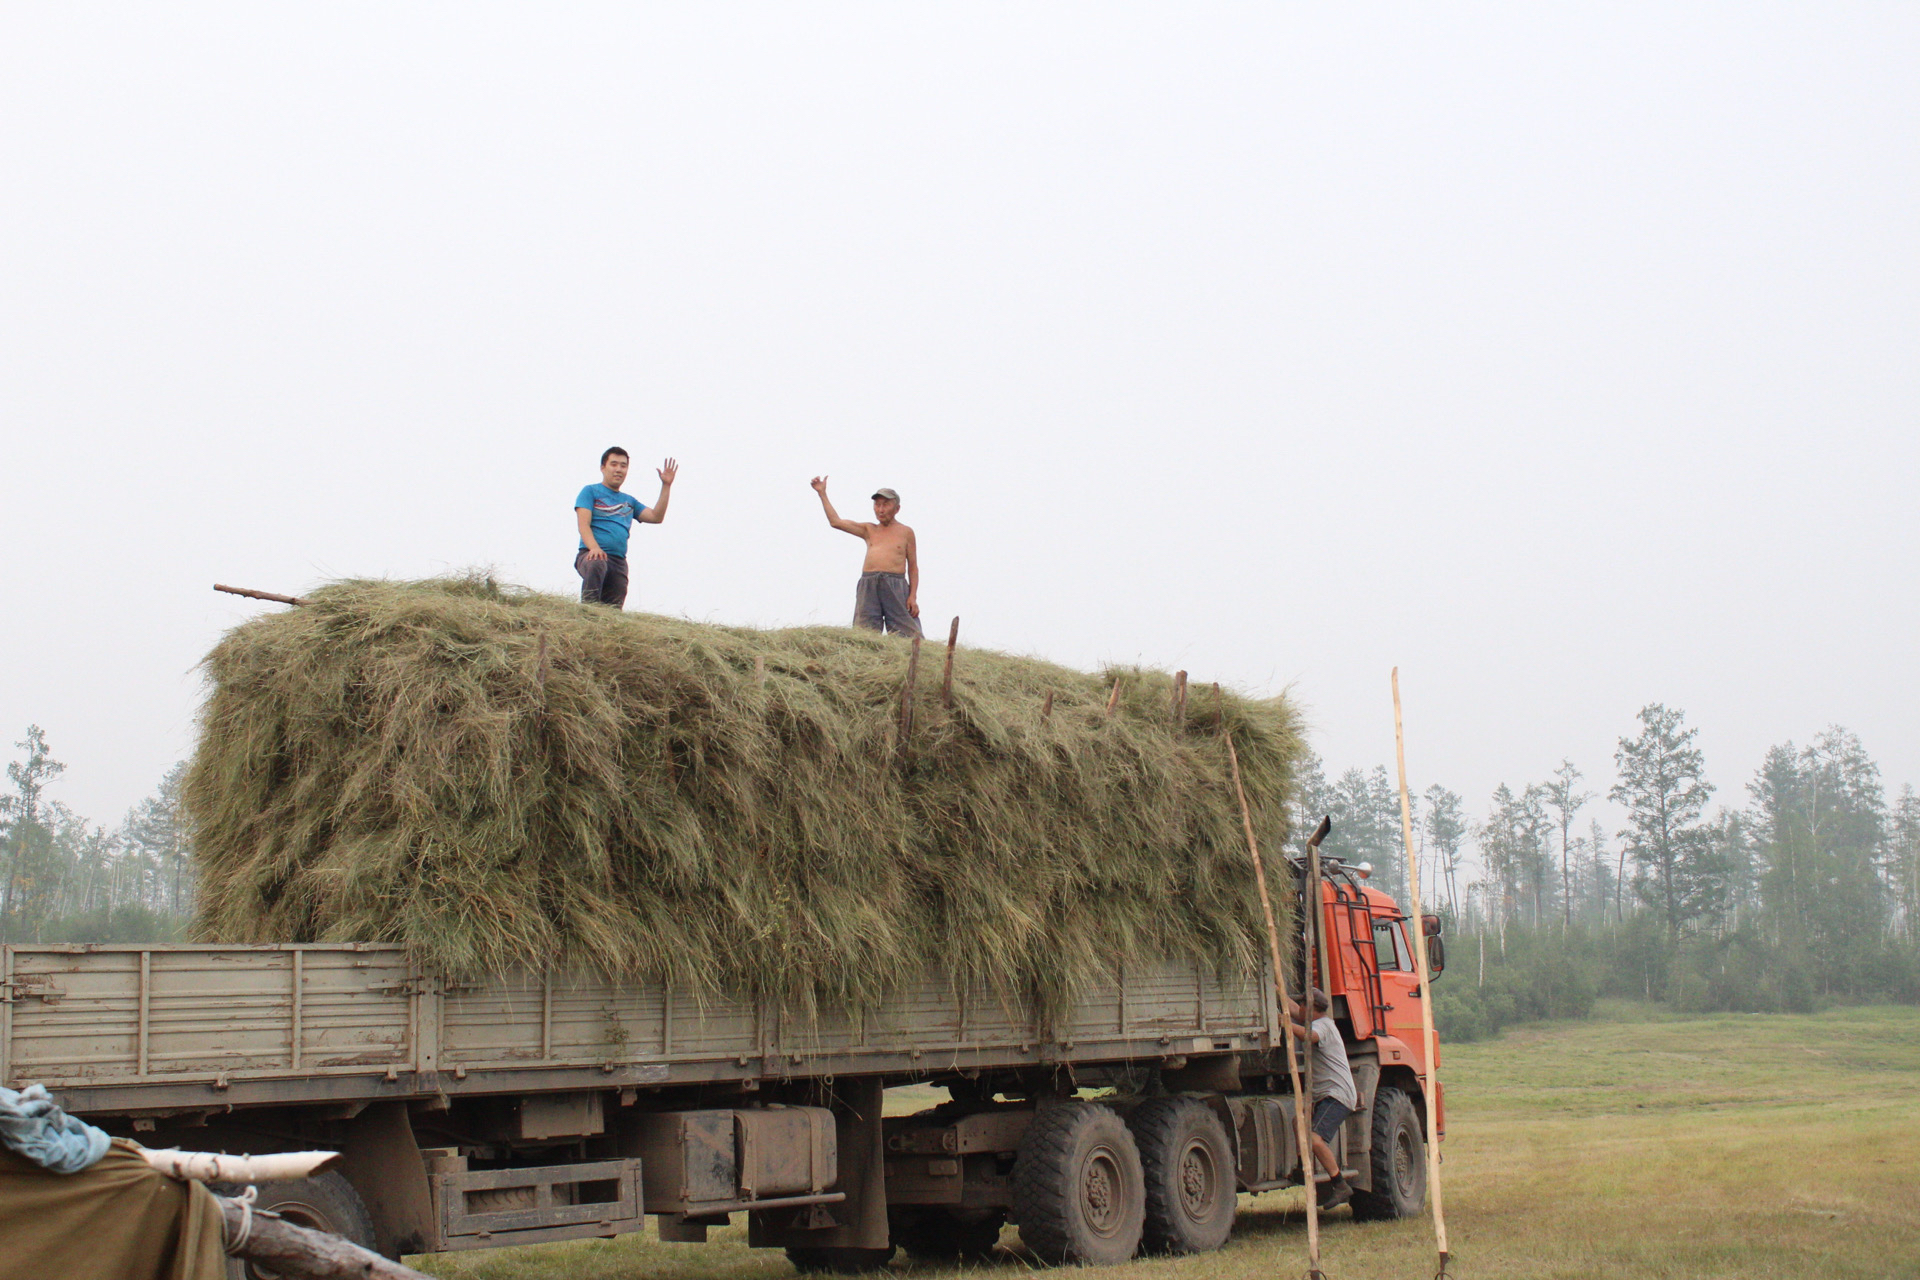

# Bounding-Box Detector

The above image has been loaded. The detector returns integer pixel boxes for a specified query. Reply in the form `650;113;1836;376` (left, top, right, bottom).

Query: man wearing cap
808;476;921;638
1287;987;1359;1209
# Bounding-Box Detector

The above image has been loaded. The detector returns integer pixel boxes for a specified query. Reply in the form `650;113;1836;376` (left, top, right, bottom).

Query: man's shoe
1318;1178;1353;1209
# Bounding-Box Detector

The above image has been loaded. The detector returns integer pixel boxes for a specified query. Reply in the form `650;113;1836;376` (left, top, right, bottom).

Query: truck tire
1012;1101;1145;1266
892;1207;1004;1261
1349;1086;1426;1221
218;1170;377;1280
784;1246;898;1273
1128;1096;1236;1254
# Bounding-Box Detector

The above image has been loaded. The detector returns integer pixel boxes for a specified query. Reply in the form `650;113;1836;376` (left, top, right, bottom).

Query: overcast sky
3;5;1915;841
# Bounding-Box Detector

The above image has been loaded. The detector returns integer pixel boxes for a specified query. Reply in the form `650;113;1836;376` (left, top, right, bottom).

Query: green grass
414;1004;1920;1280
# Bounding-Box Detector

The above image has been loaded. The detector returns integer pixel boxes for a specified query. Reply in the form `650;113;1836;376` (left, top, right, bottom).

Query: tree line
1300;704;1920;1038
0;727;192;944
7;707;1919;1039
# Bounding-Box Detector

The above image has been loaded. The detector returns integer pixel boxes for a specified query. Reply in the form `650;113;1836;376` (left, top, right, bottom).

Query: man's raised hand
810;475;828;493
658;458;679;485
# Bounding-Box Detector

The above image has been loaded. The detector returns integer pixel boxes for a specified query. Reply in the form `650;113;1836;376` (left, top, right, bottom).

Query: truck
0;855;1443;1273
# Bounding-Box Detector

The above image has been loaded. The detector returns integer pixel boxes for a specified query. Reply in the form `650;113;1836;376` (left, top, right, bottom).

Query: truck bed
1;944;1277;1116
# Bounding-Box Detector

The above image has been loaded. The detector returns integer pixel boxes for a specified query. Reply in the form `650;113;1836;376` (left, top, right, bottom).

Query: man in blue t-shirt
574;448;677;608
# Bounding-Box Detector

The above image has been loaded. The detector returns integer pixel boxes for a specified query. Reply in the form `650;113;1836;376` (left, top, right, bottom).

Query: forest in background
4;703;1917;1043
1304;704;1920;1039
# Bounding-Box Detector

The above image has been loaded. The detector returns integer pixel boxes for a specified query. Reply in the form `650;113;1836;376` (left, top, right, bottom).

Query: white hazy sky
3;5;1915;838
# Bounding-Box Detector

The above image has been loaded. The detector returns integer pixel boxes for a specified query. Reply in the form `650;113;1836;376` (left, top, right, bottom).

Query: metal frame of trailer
1;871;1440;1268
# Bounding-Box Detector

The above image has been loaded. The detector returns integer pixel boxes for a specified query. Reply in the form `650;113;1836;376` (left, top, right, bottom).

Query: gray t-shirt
1309;1015;1359;1110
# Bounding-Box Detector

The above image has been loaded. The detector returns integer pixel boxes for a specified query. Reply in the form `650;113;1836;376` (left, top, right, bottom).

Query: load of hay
186;576;1304;1014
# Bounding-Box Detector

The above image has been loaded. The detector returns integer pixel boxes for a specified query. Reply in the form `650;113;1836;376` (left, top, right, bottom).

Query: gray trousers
576;551;629;608
853;571;921;638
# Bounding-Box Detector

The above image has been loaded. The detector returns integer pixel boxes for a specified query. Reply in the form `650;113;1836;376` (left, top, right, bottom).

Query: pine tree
1;726;66;938
1610;704;1716;940
1422;784;1468;918
1543;761;1591;931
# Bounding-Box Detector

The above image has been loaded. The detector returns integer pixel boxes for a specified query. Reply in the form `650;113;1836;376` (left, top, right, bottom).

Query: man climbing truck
0;855;1441;1270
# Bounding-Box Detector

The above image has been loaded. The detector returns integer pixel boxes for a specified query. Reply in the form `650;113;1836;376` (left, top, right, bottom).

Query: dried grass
186;575;1302;1013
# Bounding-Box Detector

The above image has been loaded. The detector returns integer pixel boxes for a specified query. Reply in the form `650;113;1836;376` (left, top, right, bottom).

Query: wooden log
940;616;960;708
1172;670;1188;729
214;583;310;607
1105;677;1122;718
219;1195;433;1279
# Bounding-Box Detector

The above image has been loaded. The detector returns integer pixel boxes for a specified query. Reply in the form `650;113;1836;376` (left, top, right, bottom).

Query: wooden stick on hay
1041;690;1054;721
1105;677;1122;718
214;583;310;607
941;616;960;708
1172;670;1188;728
898;635;923;749
219;1194;434;1279
1215;684;1327;1279
1301;808;1328;1278
1393;667;1452;1280
754;653;766;685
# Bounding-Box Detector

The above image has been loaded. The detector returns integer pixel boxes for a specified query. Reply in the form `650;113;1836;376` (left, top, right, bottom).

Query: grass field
415;1002;1920;1280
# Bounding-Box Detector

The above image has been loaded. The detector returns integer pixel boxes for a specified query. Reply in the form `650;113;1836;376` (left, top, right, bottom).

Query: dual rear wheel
1010;1097;1236;1266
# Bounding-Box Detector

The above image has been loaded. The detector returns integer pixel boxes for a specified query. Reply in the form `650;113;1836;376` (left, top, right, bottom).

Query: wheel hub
1178;1140;1218;1219
1082;1144;1125;1235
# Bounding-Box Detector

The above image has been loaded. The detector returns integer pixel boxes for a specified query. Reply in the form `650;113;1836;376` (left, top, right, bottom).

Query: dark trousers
576;551;629;608
852;571;921;638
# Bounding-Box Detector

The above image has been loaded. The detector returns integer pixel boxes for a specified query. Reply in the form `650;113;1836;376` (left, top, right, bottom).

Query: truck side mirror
1425;935;1445;978
1421;913;1442;937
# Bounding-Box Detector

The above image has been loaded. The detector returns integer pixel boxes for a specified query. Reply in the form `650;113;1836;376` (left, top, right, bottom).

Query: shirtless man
810;477;921;639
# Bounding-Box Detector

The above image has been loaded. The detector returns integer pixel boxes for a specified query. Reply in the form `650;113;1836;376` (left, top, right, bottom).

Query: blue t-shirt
575;484;647;558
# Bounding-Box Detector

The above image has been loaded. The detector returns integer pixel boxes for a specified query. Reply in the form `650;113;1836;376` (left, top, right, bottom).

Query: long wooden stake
214;583;310;607
941;617;960;708
1392;667;1451;1279
1217;686;1325;1278
897;636;922;751
1041;690;1054;721
1171;670;1188;729
1301;810;1326;1278
1105;677;1122;718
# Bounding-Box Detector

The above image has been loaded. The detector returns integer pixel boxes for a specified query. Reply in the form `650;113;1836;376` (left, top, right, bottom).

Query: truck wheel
892;1208;1005;1261
1012;1101;1145;1266
218;1170;377;1280
1128;1096;1236;1254
784;1245;897;1273
1350;1086;1427;1221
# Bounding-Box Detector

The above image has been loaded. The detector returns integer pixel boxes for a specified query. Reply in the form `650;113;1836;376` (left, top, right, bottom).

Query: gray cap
871;487;900;503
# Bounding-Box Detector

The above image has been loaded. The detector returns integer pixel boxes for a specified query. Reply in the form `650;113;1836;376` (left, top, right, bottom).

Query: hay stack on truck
0;579;1443;1270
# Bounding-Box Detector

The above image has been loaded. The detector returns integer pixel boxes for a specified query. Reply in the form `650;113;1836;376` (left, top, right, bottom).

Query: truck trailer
0;857;1442;1272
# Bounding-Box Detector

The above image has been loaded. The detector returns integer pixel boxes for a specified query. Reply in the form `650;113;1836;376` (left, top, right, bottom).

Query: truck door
1369;916;1427;1051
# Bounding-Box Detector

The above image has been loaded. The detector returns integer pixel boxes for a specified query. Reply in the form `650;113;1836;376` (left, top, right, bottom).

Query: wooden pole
1105;677;1122;718
941;617;960;708
754;653;766;685
214;583;310;607
1171;670;1188;729
898;636;922;750
1392;667;1451;1278
1216;686;1325;1279
1301;809;1325;1278
1041;690;1054;721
